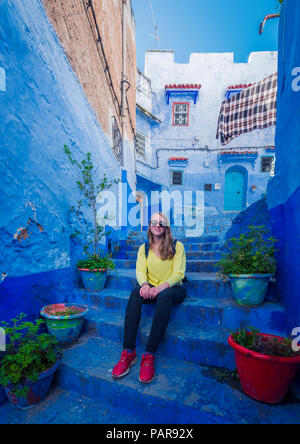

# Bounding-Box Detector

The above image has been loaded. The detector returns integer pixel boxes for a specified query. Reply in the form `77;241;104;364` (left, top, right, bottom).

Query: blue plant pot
78;268;108;292
4;359;59;410
229;274;273;307
41;303;89;344
0;384;8;405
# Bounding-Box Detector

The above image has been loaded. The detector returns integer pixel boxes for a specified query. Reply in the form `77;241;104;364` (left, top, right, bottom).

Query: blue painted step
0;387;144;424
126;250;222;261
79;305;285;369
83;306;234;369
115;241;223;253
114;259;218;273
70;288;286;337
127;232;219;240
103;269;280;302
126;236;219;244
56;335;300;424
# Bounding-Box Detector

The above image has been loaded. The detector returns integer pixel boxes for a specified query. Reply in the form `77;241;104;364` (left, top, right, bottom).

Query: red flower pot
228;333;300;404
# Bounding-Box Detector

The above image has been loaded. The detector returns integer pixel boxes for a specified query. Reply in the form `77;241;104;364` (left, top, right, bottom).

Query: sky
131;0;280;71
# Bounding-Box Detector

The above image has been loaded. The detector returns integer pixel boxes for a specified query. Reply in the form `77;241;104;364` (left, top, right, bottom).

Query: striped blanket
216;72;277;146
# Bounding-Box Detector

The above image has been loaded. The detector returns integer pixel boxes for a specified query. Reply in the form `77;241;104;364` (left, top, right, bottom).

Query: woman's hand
148;282;170;299
140;284;151;299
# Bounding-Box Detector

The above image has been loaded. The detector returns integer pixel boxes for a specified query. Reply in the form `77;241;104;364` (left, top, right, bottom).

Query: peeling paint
28;217;44;232
14;227;29;242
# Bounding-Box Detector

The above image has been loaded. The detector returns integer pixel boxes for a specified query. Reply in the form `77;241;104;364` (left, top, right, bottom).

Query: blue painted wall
0;0;122;321
267;0;300;333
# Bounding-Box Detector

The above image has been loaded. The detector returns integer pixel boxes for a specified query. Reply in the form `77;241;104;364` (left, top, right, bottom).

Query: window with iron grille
112;116;123;164
171;170;183;186
137;72;151;97
135;132;146;157
173;103;189;126
261;157;274;173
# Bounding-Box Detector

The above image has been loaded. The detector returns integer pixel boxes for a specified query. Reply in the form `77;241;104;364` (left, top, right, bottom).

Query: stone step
112;241;223;256
126;236;219;244
0;387;144;424
56;335;300;424
84;306;234;369
113;259;218;273
80;304;285;369
127;232;219;242
70;288;286;336
125;250;222;261
104;269;280;302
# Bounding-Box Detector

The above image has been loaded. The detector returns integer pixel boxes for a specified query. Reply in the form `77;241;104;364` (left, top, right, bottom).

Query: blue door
224;166;247;211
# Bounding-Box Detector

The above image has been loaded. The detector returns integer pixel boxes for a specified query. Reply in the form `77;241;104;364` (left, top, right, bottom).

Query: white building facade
135;50;277;235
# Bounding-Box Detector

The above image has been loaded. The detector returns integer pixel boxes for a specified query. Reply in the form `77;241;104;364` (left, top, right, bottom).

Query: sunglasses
151;220;165;227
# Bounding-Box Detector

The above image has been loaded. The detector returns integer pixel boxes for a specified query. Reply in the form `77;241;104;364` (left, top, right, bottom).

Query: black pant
123;284;186;354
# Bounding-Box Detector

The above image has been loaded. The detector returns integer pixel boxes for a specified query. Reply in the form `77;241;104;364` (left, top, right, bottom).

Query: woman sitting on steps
112;212;187;384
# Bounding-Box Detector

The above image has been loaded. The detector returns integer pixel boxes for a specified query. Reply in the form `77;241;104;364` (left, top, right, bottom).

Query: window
204;184;213;191
261;157;274;173
137;71;151;97
112;116;122;163
135;132;146;157
173;103;189;126
171;170;183;186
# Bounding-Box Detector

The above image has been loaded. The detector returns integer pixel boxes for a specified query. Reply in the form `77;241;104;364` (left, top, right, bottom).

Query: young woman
112;212;187;384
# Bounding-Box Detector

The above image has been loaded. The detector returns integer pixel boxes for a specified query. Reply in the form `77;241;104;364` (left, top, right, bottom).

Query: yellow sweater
136;241;186;288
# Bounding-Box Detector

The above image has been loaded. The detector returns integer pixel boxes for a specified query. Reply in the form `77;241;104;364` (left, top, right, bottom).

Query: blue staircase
1;230;300;424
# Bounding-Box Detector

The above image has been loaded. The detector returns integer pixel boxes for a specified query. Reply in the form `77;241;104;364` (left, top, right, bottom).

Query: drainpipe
121;0;127;145
121;0;136;176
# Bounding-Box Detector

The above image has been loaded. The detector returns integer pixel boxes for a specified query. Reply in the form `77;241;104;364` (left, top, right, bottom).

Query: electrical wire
83;0;136;141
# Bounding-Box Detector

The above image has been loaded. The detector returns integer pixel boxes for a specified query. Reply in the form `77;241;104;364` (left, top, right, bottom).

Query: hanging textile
216;72;277;146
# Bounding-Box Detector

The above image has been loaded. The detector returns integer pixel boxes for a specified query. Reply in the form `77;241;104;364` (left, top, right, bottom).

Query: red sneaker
139;353;155;384
112;350;138;379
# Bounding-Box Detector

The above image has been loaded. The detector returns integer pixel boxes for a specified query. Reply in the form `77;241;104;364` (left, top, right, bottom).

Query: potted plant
65;146;117;291
228;327;300;404
77;254;115;292
0;314;60;409
40;303;89;344
217;225;277;306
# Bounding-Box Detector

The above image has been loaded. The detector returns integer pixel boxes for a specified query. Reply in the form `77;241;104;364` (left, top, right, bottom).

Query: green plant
0;314;59;398
230;326;300;358
231;326;260;351
217;225;278;278
211;367;239;383
77;254;115;271
64;145;119;266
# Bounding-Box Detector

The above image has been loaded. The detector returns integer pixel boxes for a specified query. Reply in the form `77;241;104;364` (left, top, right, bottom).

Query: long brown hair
147;212;174;261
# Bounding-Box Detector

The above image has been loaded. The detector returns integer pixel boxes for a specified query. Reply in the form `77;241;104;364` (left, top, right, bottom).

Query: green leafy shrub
231;326;300;358
77;254;115;271
217;225;277;278
0;314;59;398
64;145;119;266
